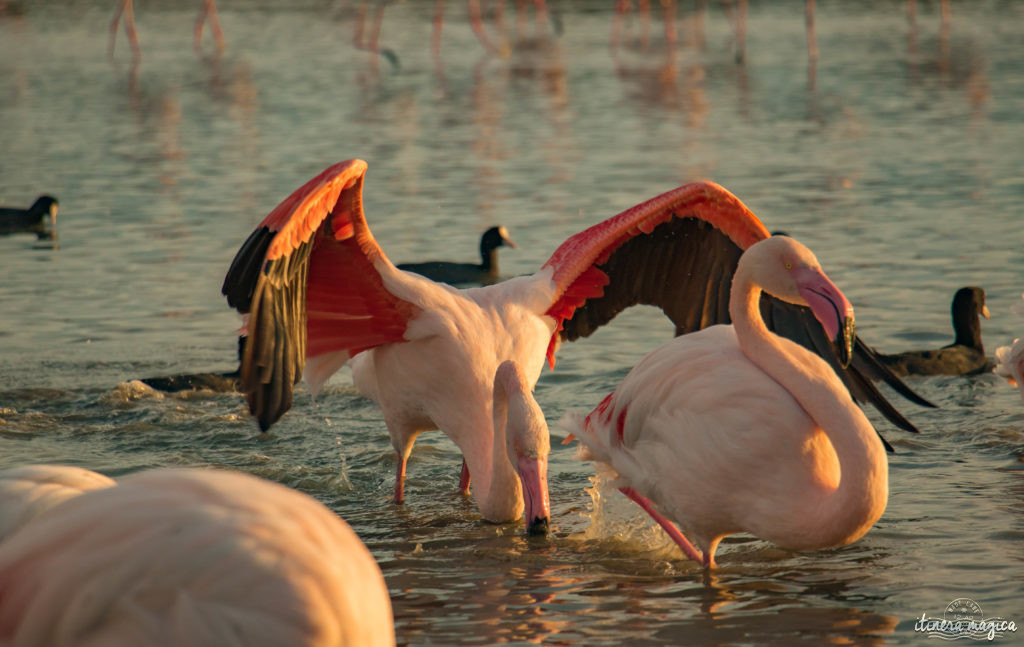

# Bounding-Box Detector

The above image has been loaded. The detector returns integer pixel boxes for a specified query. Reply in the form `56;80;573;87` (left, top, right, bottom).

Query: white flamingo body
0;465;115;542
568;236;889;567
994;294;1024;403
0;468;394;647
344;274;556;523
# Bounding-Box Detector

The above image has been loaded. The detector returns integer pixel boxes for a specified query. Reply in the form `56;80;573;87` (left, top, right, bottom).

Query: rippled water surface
2;1;1023;644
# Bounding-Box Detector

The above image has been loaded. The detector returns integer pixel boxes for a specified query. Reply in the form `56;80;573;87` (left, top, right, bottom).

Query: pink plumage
565;236;889;568
994;294;1024;403
0;468;394;647
222;160;924;534
0;465;115;542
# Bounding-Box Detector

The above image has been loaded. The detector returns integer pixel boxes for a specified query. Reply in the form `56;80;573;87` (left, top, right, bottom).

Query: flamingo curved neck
728;265;887;548
470;377;524;523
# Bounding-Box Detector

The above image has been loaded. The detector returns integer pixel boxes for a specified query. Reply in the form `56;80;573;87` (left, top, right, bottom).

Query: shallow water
2;1;1023;644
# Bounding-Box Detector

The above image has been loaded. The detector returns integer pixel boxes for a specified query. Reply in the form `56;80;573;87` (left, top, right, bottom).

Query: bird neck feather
728;266;888;547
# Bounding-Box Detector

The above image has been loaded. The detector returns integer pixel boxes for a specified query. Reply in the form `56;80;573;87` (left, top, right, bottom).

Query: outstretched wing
540;181;932;439
222;160;418;431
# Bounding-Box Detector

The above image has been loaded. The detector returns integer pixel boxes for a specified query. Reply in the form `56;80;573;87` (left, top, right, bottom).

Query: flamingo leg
393;454;407;504
637;0;651;51
468;0;500;56
532;0;548;36
110;0;142;61
432;0;445;59
805;0;817;61
662;0;677;59
611;0;629;52
734;0;746;64
194;0;226;54
619;486;707;566
458;459;471;495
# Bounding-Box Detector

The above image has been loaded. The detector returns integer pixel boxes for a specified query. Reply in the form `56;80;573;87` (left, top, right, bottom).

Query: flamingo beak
982;305;991;319
794;267;855;368
517;454;550;536
503;235;517;249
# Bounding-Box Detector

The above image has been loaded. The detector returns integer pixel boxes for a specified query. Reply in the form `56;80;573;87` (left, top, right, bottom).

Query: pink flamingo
994;294;1024;404
0;465;115;542
565;235;889;568
221;160;927;531
0;468;395;646
109;0;225;62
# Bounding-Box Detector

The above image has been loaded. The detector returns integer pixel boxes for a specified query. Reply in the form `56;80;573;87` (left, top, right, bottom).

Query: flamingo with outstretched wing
221;159;930;531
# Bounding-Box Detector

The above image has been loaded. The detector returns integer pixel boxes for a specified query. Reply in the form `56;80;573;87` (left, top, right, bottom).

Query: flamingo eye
785;262;793;270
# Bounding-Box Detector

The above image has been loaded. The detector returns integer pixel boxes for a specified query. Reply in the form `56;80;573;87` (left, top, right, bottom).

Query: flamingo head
754;235;856;368
494;361;551;536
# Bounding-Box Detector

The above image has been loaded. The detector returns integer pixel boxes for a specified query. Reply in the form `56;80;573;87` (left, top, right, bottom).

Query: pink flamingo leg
619;486;708;566
194;0;226;53
432;0;445;58
611;0;629;52
805;0;817;61
458;459;471;495
110;0;142;61
734;0;747;63
393;455;407;504
468;0;500;56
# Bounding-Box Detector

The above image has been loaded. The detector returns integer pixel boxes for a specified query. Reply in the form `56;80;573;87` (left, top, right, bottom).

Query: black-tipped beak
527;516;550;536
836;315;855;369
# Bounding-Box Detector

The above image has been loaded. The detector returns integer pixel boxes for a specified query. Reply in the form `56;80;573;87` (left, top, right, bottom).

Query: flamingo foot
458;459;471;495
619;486;707;566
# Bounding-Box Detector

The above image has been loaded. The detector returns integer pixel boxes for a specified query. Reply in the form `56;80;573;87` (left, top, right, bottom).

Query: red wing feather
539;181;932;438
222;159;416;430
541;182;770;366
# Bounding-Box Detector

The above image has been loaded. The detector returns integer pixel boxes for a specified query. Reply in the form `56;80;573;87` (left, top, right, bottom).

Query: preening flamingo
397;225;517;285
221;159;928;529
877;286;992;377
565;235;890;568
993;294;1024;404
109;0;225;62
0;468;395;647
0;465;114;541
0;196;58;240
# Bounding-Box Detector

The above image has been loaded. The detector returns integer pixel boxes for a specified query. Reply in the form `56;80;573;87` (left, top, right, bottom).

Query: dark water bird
877;287;992;377
397;225;517;285
137;337;243;393
566;236;888;568
0;196;58;239
0;467;395;647
220;160;930;534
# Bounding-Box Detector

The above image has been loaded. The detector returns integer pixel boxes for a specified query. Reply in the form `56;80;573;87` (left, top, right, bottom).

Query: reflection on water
2;1;1024;645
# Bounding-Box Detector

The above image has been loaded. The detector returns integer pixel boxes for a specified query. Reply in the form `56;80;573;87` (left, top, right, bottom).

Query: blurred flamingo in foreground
110;0;225;62
565;235;889;568
0;465;114;541
221;159;928;532
994;294;1024;404
0;467;394;647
